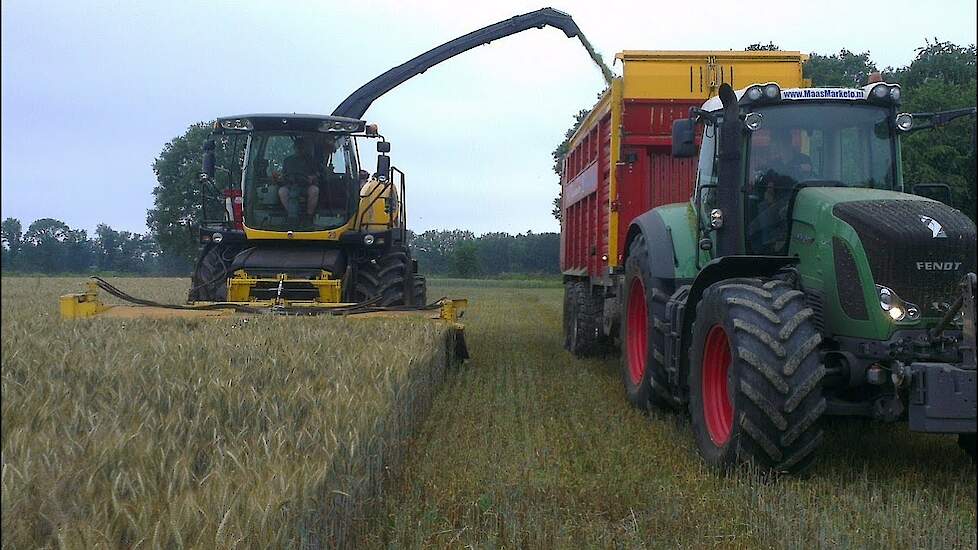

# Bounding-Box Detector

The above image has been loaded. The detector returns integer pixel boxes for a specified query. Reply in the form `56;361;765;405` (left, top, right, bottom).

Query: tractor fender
625;210;677;281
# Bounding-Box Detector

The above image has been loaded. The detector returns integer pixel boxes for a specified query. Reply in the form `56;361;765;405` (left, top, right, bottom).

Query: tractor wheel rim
626;277;648;386
703;325;733;446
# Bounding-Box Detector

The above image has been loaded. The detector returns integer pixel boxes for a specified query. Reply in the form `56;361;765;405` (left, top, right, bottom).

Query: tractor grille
833;200;976;316
833;237;868;320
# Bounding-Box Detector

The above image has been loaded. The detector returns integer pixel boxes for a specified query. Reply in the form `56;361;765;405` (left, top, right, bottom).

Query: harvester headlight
895;113;913;132
319;119;367;133
744;112;764;130
363;234;375;245
212;232;223;244
763;83;780;99
746;86;764;102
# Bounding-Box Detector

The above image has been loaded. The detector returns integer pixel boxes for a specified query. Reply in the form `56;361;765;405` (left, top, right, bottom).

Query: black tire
959;434;976;462
620;234;674;410
688;278;826;474
412;274;427;306
188;244;238;302
354;246;411;306
564;280;602;357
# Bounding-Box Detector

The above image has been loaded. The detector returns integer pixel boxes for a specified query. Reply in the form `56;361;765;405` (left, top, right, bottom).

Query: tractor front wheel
688;278;826;474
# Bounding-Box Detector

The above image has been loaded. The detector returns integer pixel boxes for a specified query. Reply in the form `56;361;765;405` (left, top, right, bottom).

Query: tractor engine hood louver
832;199;976;317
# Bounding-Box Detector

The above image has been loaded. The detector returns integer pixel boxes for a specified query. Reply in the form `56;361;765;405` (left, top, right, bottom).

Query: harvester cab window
242;132;358;232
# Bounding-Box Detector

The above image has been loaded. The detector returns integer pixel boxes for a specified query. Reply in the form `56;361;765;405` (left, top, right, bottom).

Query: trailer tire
959;434;976;462
354;246;412;306
688;277;825;474
620;234;673;410
564;281;602;357
188;244;238;302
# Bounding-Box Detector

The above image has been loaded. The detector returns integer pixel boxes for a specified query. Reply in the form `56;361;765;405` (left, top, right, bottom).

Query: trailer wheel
688;278;826;474
620;234;673;409
564;281;602;357
959;434;976;462
354;246;412;306
188;244;238;302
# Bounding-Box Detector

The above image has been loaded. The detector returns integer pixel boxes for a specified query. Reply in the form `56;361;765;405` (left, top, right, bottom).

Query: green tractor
622;81;976;472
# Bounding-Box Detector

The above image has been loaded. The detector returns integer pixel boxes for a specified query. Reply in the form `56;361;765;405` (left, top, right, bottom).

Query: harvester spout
332;7;611;119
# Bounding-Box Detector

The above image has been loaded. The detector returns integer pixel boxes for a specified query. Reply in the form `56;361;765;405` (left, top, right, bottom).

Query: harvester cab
191;113;417;306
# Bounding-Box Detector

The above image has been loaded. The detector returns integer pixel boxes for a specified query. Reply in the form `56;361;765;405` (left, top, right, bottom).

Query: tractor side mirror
376;154;391;180
672;119;697;158
377;141;391;153
912;183;952;204
202;139;216;178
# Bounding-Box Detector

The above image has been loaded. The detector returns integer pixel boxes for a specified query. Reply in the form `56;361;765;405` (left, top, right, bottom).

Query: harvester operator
275;136;322;220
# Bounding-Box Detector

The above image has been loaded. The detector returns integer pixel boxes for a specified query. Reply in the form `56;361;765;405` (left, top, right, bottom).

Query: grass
1;276;456;548
363;283;977;549
2;277;974;548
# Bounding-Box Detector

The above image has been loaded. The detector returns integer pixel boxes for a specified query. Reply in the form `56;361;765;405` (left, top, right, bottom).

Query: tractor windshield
744;103;898;254
242;132;359;232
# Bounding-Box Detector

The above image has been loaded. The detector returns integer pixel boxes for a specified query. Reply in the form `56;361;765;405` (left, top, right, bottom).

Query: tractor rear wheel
688;278;826;474
354;246;413;306
188;244;239;302
620;234;673;410
564;280;602;357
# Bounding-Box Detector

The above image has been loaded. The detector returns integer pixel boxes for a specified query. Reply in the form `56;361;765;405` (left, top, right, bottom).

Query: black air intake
833;200;976;316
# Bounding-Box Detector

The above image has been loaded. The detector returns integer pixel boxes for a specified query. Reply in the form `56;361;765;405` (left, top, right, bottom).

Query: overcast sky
2;0;976;236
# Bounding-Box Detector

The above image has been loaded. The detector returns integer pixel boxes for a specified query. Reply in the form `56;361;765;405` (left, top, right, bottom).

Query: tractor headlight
746;86;764;102
871;84;889;99
763;83;781;99
889;86;901;101
895;113;913;132
744;112;763;130
363;234;375;245
212;232;223;244
877;285;920;322
220;118;253;130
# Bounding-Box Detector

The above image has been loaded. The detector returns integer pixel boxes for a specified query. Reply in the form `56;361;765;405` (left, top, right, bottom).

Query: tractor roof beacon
560;51;977;473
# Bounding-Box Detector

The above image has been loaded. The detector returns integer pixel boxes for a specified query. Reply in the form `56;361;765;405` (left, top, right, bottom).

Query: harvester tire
354;246;412;306
564;281;602;357
688;277;826;474
188;244;238;302
959;434;976;462
620;234;673;410
412;274;428;306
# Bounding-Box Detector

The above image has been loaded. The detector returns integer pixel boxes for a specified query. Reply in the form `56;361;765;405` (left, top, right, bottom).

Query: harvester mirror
376;154;391;179
672;119;697;158
202;139;216;178
912;183;952;204
377;141;391;153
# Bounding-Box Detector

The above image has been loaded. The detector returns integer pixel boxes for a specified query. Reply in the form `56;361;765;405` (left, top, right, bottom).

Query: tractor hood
792;187;976;327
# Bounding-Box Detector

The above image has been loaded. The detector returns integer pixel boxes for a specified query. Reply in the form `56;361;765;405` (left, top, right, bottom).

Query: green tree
803;49;878;87
746;42;780;51
1;217;23;270
452;240;480;278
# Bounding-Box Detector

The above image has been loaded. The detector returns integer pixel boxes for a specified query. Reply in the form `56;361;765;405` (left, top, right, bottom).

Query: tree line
0;217;558;278
552;39;978;221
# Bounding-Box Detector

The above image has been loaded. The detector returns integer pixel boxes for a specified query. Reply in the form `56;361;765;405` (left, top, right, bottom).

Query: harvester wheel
188;244;238;302
620;234;673;410
688;278;825;474
959;434;976;462
354;246;412;306
412;274;428;306
564;281;602;357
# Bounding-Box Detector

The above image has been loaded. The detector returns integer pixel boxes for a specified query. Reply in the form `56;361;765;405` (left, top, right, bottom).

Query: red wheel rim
702;325;733;446
626;277;648;386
